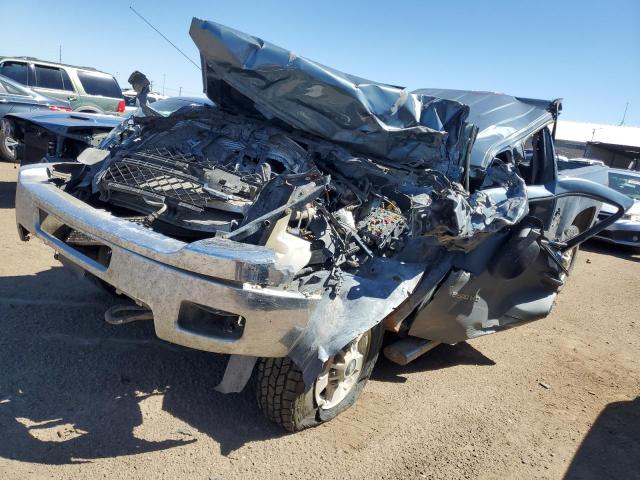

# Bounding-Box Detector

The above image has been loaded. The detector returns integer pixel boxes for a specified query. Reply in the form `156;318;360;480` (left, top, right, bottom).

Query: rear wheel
256;323;384;432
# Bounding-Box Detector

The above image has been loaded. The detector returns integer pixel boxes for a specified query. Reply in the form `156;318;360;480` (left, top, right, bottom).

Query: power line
161;85;203;95
129;6;201;71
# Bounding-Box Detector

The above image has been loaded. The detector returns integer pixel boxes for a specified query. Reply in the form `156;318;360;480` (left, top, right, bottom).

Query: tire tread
256;357;304;432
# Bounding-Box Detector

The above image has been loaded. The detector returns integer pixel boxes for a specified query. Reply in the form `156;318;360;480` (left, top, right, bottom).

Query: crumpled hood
189;18;472;179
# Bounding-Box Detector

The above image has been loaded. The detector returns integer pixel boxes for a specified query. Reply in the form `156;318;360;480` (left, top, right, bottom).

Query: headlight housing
623;213;640;222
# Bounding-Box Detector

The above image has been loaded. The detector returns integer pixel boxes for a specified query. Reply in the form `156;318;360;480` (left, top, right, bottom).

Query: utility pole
619;102;629;126
179;86;182;96
59;45;62;63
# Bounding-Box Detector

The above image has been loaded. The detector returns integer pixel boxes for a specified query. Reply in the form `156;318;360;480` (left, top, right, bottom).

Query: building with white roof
554;120;640;170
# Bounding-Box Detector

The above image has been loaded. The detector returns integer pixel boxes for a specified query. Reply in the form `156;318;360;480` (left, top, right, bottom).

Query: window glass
495;149;513;164
35;65;65;90
60;69;74;92
77;71;122;98
1;62;29;85
1;79;30;96
514;132;542;185
522;135;534;166
608;172;640;200
518;129;556;185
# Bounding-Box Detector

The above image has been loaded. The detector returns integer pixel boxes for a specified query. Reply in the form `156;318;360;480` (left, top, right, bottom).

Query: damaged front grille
102;156;217;210
96;148;260;234
94;123;313;236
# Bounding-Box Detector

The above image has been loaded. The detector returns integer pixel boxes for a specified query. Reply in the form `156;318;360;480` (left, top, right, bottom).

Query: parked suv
0;57;125;115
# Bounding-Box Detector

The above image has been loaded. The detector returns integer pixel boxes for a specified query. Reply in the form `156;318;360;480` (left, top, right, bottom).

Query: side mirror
127;70;161;118
490;218;542;279
127;70;150;95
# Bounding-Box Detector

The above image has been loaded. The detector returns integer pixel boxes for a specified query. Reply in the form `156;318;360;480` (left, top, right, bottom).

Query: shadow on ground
0;179;17;209
564;397;640;479
0;266;282;464
0;261;507;466
0;264;498;464
581;240;640;263
372;342;496;384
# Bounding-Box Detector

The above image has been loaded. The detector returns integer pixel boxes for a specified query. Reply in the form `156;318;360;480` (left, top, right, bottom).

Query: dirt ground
0;161;638;480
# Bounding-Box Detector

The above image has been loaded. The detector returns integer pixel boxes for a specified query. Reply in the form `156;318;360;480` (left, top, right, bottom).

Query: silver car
597;169;640;249
560;165;640;250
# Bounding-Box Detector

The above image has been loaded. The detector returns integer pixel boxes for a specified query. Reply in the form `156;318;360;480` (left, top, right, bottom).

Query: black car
0;73;71;161
4;94;214;165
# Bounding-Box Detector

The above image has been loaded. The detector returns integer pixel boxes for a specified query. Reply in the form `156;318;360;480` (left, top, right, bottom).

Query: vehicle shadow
0;266;282;465
581;240;640;263
0;266;496;464
564;397;640;479
0;179;17;209
372;342;496;384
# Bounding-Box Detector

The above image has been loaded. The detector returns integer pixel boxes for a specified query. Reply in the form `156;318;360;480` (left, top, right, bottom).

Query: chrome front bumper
15;164;316;357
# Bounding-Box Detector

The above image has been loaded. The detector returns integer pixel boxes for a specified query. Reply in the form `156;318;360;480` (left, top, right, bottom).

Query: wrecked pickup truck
14;18;633;431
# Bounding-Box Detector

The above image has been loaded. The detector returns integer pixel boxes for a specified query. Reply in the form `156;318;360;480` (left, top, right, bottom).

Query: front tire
0;131;17;162
256;323;384;432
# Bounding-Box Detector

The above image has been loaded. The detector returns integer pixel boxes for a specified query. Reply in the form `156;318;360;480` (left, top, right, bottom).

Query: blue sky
2;0;639;125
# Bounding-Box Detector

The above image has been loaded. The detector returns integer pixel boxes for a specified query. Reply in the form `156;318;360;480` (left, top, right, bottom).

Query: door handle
67;96;77;101
0;98;8;103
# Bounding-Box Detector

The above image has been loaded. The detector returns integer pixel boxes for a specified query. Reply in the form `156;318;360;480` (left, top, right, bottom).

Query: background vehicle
558;157;606;170
4;111;122;165
0;73;70;161
4;95;215;164
0;56;124;115
560;165;640;250
122;88;168;114
132;95;213;116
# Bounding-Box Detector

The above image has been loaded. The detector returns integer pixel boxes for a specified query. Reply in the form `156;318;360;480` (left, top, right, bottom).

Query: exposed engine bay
96;112;317;236
45;17;532;289
56;103;527;286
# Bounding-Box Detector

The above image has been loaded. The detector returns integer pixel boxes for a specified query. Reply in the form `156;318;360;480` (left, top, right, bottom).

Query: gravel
0;162;638;480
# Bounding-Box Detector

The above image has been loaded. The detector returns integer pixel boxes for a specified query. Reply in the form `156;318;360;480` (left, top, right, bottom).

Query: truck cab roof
413;88;559;170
